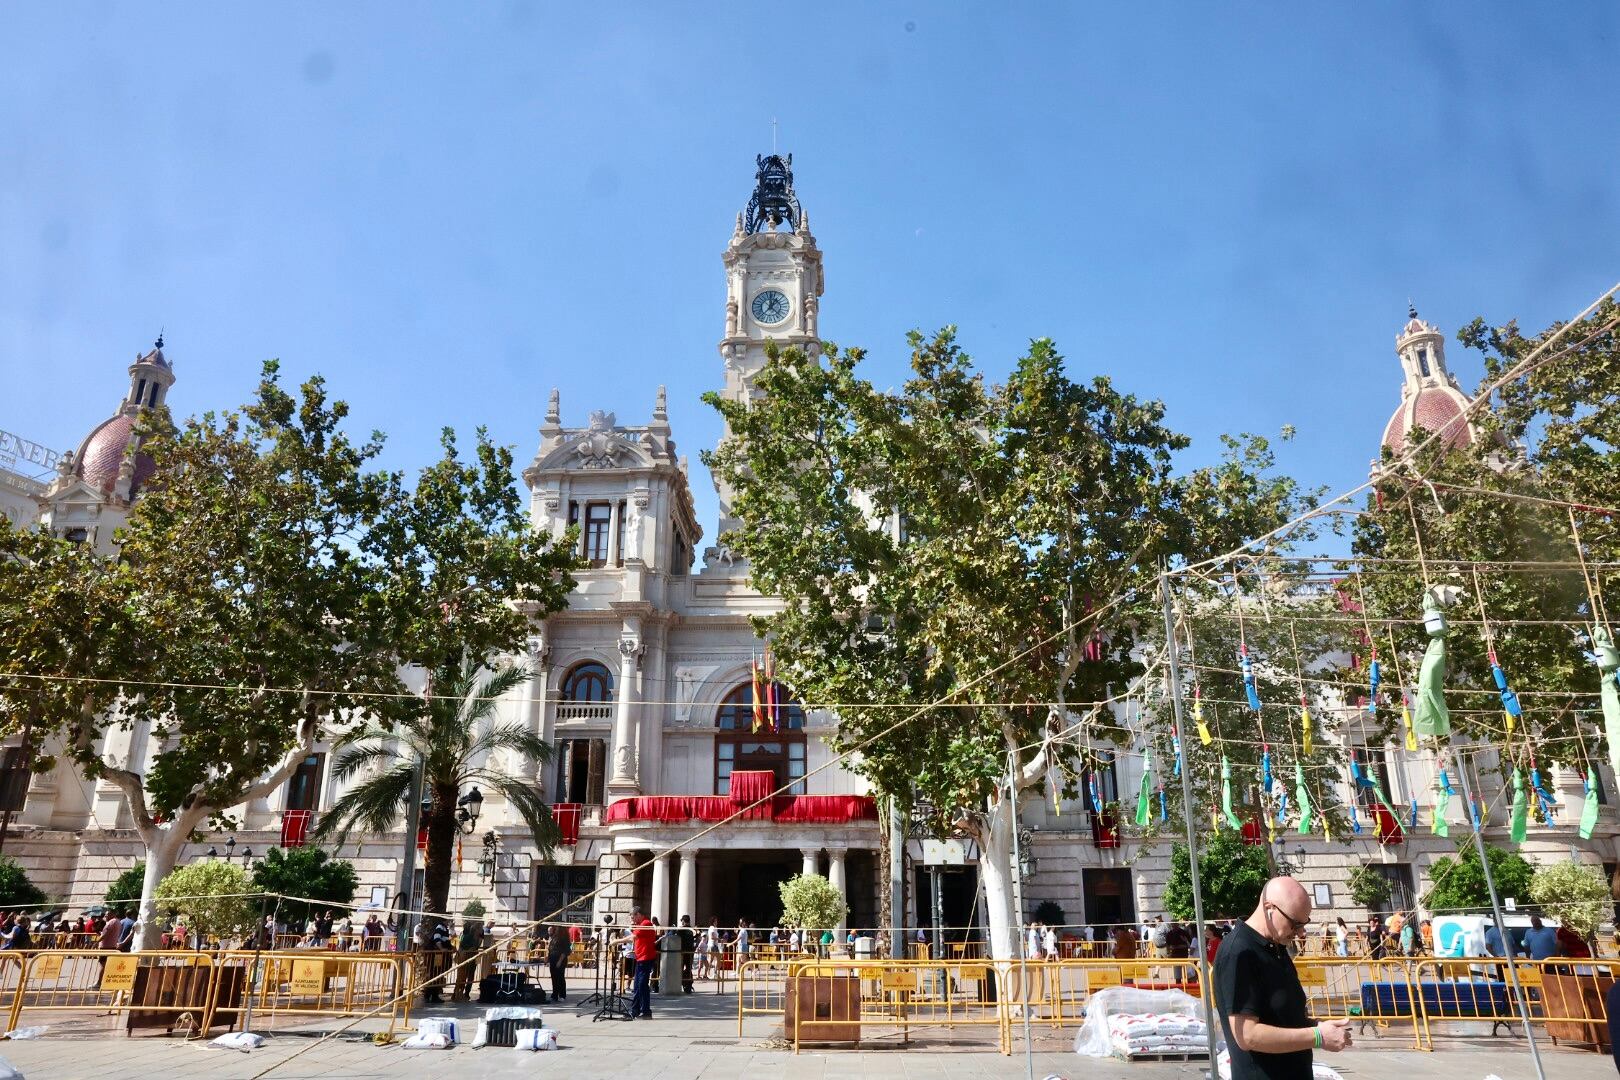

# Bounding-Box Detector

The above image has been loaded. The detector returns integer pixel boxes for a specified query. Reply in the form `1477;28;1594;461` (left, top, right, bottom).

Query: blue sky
4;3;1617;548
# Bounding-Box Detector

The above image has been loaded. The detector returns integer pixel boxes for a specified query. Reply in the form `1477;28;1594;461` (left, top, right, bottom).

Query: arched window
714;682;805;795
561;662;613;702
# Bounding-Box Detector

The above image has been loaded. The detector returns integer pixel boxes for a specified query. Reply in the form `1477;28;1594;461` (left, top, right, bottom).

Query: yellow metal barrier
218;949;416;1038
737;953;1444;1055
4;950;226;1037
1412;957;1619;1052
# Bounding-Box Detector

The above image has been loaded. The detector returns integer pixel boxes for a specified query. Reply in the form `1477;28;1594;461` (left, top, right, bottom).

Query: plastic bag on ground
402;1033;451;1050
513;1027;558;1051
0;1029;45;1041
1218;1048;1345;1080
209;1032;265;1050
1074;986;1209;1058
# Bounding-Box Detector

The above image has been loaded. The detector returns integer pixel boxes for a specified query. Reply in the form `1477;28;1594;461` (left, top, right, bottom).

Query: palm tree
314;656;557;928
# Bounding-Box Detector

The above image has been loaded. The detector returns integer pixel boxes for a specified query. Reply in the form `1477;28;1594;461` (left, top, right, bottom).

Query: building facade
4;162;1615;939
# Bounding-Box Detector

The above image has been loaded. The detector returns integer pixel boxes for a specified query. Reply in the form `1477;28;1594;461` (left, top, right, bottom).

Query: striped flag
764;647;779;732
750;655;766;732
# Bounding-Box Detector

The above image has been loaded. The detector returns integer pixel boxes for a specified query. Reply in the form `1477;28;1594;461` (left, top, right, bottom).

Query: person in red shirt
629;906;657;1019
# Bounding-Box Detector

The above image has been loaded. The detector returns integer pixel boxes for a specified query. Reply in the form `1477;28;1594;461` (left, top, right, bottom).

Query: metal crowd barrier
1410;957;1619;1052
736;955;1449;1055
0;949;423;1039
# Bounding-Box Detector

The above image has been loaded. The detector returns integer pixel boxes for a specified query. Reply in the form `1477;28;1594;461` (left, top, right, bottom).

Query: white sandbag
1075;986;1209;1058
415;1017;459;1043
483;1005;543;1022
513;1027;558;1051
209;1032;265;1050
402;1032;451;1050
470;1020;489;1048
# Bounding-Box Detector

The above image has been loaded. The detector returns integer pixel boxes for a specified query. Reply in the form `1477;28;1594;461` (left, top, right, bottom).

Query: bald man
1213;876;1352;1080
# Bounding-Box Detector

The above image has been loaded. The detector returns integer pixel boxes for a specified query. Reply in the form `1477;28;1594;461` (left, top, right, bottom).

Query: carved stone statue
623;498;645;561
614;743;636;779
725;296;739;337
546;388;560;424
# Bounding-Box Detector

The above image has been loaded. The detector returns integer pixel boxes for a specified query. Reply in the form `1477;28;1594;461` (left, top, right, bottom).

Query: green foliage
1164;830;1271;920
104;862;146;916
1424;844;1535;913
0;855;46;910
1529;862;1609;938
779;873;848;933
703;330;1313;832
250;847;358;926
1347;301;1620;762
1;363;575;944
315;657;558;926
463;898;486;919
1347;865;1393;911
1033;900;1066;926
154;861;258;942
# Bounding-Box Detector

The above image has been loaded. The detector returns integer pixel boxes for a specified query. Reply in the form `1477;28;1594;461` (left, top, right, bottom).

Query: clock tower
715;153;825;532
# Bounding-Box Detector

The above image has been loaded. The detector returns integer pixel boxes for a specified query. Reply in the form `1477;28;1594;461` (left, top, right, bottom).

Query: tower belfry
714;153;825;532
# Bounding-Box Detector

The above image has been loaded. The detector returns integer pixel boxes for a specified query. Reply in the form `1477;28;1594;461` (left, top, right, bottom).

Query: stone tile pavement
0;991;1605;1080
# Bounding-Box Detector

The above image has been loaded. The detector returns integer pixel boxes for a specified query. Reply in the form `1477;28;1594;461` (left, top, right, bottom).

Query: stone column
609;628;642;794
677;849;698;924
801;848;820;879
827;849;847;935
523;629;550;782
607;500;621;565
650;850;670;925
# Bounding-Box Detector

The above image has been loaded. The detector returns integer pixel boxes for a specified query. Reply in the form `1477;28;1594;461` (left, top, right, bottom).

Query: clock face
751;289;791;325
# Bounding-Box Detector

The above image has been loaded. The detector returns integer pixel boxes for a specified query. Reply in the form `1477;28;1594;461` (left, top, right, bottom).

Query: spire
545;388;561;426
653;385;668;422
1407;301;1418;320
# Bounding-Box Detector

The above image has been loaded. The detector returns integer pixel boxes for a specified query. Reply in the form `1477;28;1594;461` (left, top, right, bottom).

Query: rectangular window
284;753;324;812
583;503;612;565
0;747;30;813
556;738;606;804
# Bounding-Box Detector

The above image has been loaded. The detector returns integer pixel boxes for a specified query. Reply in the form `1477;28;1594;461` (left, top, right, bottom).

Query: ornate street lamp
478;831;499;883
456;787;484;835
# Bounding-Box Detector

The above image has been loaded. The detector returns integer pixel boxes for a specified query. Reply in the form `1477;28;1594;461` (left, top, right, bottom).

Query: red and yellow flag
763;647;778;733
750;655;766;732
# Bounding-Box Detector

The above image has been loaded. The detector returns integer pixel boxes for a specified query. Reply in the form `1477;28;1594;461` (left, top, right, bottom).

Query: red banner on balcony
1091;810;1121;848
603;793;877;825
280;810;312;848
1374;805;1404;845
552;803;582;846
1240;819;1265;846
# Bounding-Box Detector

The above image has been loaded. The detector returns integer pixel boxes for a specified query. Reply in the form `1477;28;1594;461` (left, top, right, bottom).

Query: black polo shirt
1213;919;1312;1080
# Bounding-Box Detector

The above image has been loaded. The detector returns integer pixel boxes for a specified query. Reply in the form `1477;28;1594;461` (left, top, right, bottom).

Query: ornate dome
74;412;155;497
1380;385;1475;454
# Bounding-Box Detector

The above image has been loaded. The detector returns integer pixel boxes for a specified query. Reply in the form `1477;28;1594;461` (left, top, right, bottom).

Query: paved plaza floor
0;989;1605;1080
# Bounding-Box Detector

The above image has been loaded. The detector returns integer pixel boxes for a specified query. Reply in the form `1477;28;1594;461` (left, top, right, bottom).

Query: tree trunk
978;791;1019;963
876;800;892;944
422;783;458;931
133;819;198;951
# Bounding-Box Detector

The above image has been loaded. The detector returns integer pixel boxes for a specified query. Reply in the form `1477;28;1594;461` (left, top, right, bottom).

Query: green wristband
1314;1026;1323;1049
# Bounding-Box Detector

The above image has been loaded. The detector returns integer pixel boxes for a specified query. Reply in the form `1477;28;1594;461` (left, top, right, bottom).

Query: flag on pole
763;647;778;733
750;655;766;733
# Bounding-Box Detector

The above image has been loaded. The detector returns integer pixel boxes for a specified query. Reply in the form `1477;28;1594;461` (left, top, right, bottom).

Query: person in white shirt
1026;922;1042;960
1333;917;1349;957
789;928;802;953
1042;925;1059;959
